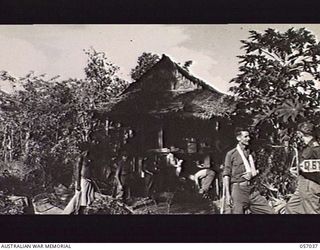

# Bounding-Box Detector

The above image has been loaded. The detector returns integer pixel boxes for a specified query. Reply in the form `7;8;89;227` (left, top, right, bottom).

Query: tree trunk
9;128;14;161
2;129;8;163
24;130;31;160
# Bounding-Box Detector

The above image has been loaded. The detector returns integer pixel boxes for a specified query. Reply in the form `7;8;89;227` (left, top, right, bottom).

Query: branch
260;49;284;64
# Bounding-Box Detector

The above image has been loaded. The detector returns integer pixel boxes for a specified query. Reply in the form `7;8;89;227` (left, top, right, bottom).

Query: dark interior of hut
86;112;236;205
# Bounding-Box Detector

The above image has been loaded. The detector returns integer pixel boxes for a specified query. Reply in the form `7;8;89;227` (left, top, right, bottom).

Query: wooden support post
132;157;136;172
158;125;163;149
105;118;109;136
138;157;143;177
215;120;220;131
140;120;145;153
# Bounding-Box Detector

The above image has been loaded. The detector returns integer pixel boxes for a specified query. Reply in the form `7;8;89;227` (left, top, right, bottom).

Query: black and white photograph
0;24;319;218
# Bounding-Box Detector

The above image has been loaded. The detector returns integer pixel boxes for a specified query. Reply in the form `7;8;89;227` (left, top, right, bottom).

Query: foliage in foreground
254;146;297;200
231;28;320;200
0;48;129;196
231;27;320;139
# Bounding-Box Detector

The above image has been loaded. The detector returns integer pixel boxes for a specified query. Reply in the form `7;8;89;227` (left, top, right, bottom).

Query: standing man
142;156;160;199
115;151;133;203
286;122;320;214
222;127;274;214
63;142;95;215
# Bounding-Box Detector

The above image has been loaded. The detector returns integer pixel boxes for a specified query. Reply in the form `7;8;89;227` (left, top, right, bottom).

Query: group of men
222;122;320;214
63;147;133;214
63;143;217;214
63;121;320;215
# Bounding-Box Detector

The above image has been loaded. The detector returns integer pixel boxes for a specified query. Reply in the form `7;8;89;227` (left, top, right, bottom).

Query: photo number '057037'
300;244;318;248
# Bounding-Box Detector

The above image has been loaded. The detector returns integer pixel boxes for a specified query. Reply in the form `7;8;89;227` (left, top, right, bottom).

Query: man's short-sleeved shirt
223;147;251;183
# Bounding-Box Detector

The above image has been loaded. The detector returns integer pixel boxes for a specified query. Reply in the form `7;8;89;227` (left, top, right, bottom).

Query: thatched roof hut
104;54;236;164
109;54;235;121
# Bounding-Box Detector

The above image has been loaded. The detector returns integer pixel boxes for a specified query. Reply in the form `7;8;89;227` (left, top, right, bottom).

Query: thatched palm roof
108;54;235;120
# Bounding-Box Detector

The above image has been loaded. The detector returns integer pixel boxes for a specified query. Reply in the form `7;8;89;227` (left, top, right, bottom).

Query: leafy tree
0;48;129;194
230;28;320;202
0;72;78;192
231;28;320;140
71;48;129;143
83;48;128;105
130;52;160;81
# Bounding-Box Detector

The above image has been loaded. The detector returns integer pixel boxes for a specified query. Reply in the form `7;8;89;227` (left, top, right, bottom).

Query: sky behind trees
1;24;320;94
